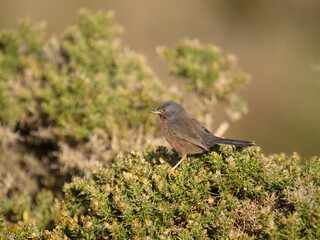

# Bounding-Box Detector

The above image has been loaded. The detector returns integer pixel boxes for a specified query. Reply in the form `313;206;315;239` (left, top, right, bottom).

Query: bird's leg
169;154;186;178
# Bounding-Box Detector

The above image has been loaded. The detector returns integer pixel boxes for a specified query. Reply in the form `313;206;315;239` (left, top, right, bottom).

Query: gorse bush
1;146;320;239
0;124;49;197
0;18;46;128
0;213;41;240
38;10;165;142
0;9;172;202
159;38;250;115
41;145;320;239
0;9;164;142
1;189;60;231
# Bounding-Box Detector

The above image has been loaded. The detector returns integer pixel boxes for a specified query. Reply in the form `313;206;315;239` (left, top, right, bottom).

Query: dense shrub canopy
0;9;170;200
0;9;164;142
42;145;319;239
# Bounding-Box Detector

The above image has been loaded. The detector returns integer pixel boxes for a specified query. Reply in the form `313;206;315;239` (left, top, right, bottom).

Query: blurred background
0;0;319;158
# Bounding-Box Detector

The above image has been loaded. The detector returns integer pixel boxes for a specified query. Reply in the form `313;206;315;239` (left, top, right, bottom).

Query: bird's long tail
214;137;254;147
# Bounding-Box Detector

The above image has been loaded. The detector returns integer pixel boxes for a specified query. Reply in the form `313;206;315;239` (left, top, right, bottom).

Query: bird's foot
168;169;177;178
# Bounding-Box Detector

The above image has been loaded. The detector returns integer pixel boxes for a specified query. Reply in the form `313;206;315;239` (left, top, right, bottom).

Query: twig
214;109;241;137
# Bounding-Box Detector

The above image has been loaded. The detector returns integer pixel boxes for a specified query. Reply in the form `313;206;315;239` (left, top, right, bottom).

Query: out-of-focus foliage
38;10;164;142
0;212;41;240
0;124;50;197
5;145;314;239
158;38;250;115
0;9;164;143
1;189;60;231
0;18;46;128
0;9;174;200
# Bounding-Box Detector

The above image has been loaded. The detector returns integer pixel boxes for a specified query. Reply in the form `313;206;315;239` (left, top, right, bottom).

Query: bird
149;101;254;177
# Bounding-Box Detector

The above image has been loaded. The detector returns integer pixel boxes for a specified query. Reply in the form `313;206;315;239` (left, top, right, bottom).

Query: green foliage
0;9;165;142
1;189;60;231
159;38;250;113
0;212;41;240
38;9;164;141
41;145;320;239
0;10;172;204
0;19;46;127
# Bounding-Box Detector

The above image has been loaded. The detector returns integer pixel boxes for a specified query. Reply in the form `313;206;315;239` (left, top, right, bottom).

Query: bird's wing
190;117;221;146
168;119;209;151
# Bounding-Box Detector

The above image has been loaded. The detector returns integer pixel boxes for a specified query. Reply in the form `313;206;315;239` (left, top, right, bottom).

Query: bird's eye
162;108;167;113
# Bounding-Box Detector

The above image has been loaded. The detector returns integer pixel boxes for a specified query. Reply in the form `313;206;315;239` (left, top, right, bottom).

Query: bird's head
149;101;183;120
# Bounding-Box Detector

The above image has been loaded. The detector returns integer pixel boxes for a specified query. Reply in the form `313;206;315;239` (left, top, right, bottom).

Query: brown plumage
149;101;254;176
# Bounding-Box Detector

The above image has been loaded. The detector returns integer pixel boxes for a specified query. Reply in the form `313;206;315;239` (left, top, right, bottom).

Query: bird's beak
149;110;161;114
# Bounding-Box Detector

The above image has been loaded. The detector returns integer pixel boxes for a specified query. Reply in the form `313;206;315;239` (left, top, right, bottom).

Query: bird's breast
159;119;176;148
